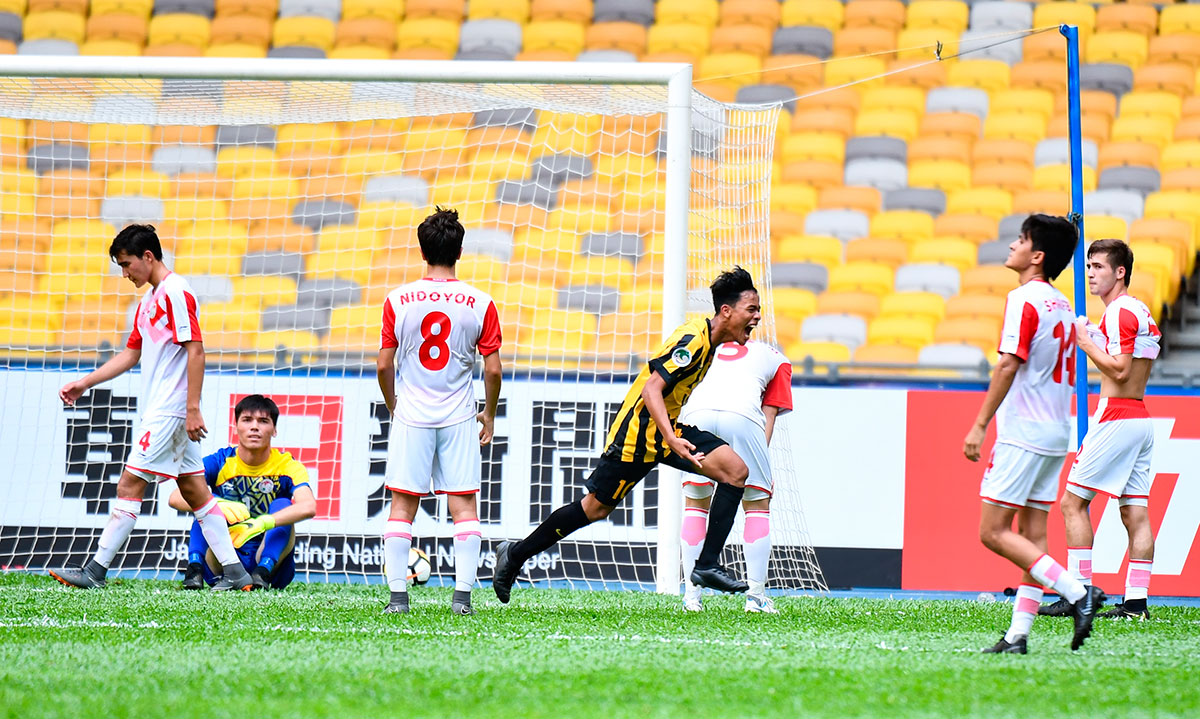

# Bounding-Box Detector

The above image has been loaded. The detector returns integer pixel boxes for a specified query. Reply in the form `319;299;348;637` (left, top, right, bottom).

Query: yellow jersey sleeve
648;321;708;387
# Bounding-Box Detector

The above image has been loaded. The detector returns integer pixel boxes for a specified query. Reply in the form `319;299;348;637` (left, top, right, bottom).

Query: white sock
453;519;481;592
680;506;708;589
195;497;241;568
1067;547;1093;584
384;519;413;593
743;509;771;597
1005;583;1043;643
94;497;141;568
1029;554;1086;603
1125;559;1152;601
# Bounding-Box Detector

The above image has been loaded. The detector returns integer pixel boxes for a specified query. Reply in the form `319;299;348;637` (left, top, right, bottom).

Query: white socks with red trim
94;497;141;568
1125;559;1152;601
195;497;240;567
453;519;482;592
1005;583;1043;643
384;518;413;593
1029;554;1086;603
1067;547;1093;585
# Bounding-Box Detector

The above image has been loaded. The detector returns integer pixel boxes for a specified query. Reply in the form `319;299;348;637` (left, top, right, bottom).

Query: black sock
1123;597;1147;612
696;482;744;569
512;500;591;566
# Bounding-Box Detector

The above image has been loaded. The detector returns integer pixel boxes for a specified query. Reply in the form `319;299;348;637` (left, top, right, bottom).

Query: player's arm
962;353;1021;462
267;485;317;527
167;489;188;512
377;346;397;414
641;373;703;469
182;340;207;441
763;405;780;446
477;350;502;445
762;360;792;446
58;347;141;405
1073;316;1132;382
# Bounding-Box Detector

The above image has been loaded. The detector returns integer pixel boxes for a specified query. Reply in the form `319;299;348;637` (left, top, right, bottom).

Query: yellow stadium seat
786;340;851;365
710;23;772;56
147;13;210;48
855;109;920;142
567;255;635;290
1084;214;1128;243
894;28;942;62
871;210;934;245
816;290;880;320
1159;5;1200;36
961;265;1017;296
844;0;905;31
868;316;935;350
1110;115;1175;150
934;317;1001;354
272;16;336;51
825;56;886;89
781;0;842;31
49;219;116;258
773;287;818;320
1121;90;1183;122
771;184;818;216
982;112;1046;144
776;234;842;267
781;131;844;165
657;0;719;28
879;291;945;324
645;22;710;60
1086;31;1148;69
340;0;400;21
1032;164;1096;193
1033;2;1095;37
834;26;897;57
910;238;976;271
232;275;298;308
467;0;527;22
178;218;249;254
861;86;925;116
81;39;142;55
1130;240;1180;301
523;20;585;54
308;248;372;286
992;88;1056;123
1096;4;1158;39
945;188;1013;221
1131;216;1195;276
533;0;593;23
845;237;907;269
395;17;458;52
934;214;998;245
849;343;920;366
317;225;382;254
908;160;971;193
104;169;169;198
696;53;763;92
1160;141;1200;172
24;12;86;44
947;60;1010;93
230;173;299;201
828;262;894;296
215;146;277;179
905;0;967;32
945;293;1005;322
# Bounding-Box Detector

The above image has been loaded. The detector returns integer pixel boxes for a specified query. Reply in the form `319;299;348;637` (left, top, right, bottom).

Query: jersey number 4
138;431;151;451
419;311;452;371
1052;321;1077;385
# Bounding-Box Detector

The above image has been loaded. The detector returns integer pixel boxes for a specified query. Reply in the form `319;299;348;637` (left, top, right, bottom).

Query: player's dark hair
109;223;163;261
417;206;464;268
710;266;757;312
1088;238;1135;287
235;394;279;426
1020;214;1078;281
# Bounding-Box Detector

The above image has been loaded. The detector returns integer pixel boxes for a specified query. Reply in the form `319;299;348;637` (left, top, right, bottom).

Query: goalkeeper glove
229;514;276;549
216;499;250;524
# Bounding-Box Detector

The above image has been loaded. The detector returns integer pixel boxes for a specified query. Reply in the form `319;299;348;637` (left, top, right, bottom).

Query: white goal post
0;56;825;595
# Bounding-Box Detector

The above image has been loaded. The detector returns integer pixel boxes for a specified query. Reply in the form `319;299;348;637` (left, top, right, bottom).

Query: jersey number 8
419;311;452;371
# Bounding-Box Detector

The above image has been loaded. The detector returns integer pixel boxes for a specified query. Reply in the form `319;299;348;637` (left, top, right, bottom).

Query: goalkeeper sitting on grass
167;394;316;590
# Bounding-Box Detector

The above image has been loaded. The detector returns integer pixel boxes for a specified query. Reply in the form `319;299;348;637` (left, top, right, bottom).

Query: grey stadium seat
187;275;234;304
1080;63;1133;97
494;179;556;209
970;2;1033;32
801;314;867;351
557;284;621;315
161;78;223;98
918;343;988;368
93;94;157;123
735;84;796;113
260;304;333;334
998;213;1024;242
462;228;514;262
976;239;1010;265
362;174;429;206
18;39;77;55
456;48;517;61
529;154;593;186
27;143;89;173
154;0;215;17
459;19;523;55
581;231;642;262
1098;166;1160;195
268;46;326;59
884;187;946;216
278;0;340;20
845;136;907;164
1084;189;1145;226
215;124;276;149
804;209;869;243
774;262;829;293
297;278;361;309
593;0;655;26
926;86;989;121
0;12;23;43
242;250;304;277
152;146;217;176
575;49;636;63
473;107;538;133
772;26;832;58
895;263;961;298
1035;138;1098;169
100;196;165;228
293;199;357;232
844;158;907;192
958;29;1022;65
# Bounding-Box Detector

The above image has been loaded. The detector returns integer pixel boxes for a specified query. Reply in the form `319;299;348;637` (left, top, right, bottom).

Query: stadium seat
804;209;869;243
396;17;459;53
934;213;998;245
870;210;934;245
894;263;960;298
844;158;907;193
825;57;887;91
933;317;1001;354
944;293;1005;323
944;188;1012;221
23;11;86;44
842;0;904;31
879;291;945;324
771;27;831;60
1159;5;1200;36
960;265;1015;296
800;313;867;352
656;0;718;28
833;26;896;57
910;238;976;272
884;188;945;216
818;185;881;214
271;16;335;51
1086;31;1149;69
646;22;710;60
816;290;881;320
523;20;585;54
867;316;936;350
844;238;907;270
584;21;646;55
906;0;967;32
827;262;894;296
1084;189;1144;226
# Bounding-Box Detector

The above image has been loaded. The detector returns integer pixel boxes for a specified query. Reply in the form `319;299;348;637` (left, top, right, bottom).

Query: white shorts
1067;401;1154;507
125;414;204;482
385;417;481;496
979;442;1065;511
680;409;772;502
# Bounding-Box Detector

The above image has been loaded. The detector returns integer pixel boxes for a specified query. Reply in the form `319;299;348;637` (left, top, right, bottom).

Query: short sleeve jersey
202;447;312;517
125;272;202;419
381;278;502;428
994;279;1075;455
1099;294;1161;360
604;317;716;463
680;340;793;430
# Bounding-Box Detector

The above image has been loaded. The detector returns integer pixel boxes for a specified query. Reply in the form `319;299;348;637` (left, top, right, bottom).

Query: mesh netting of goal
0;57;825;594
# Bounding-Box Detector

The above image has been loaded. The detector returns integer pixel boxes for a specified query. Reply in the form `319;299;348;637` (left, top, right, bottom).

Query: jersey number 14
1052;321;1077;385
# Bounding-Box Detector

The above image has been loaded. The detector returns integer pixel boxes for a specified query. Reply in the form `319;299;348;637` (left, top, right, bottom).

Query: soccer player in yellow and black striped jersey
492;267;761;604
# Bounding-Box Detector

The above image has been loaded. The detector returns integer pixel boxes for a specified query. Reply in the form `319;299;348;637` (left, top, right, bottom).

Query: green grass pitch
2;573;1197;719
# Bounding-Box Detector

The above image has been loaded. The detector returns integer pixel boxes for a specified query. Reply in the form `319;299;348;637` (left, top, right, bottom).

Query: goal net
0;57;825;594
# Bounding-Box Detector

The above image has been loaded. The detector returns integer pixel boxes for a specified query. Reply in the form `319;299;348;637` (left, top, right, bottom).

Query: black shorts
586;424;728;506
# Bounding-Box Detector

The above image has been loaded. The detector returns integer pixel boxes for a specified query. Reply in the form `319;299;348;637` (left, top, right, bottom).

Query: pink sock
1029;554;1086;603
94;497;141;568
1067;547;1093;584
743;510;770;596
1125;559;1152;601
680;507;708;586
1005;583;1043;643
195;497;239;567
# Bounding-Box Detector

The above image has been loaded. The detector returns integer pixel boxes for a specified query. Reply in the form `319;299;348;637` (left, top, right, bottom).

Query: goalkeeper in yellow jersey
167;395;316;590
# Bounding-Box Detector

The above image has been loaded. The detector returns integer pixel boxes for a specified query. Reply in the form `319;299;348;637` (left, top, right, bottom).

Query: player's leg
249;497;296;589
182;519;208;589
680;486;714;612
383;491;421;613
49;469;147;588
447;494;481;615
382;421;435;613
692;483;746;588
436;418;483;614
177;471;253;591
1104;427;1156;619
989;506;1049;653
741;493;775;614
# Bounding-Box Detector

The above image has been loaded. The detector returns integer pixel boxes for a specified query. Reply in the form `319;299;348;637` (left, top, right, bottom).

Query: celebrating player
677;340;793;613
1040;239;1161;621
168;394;316;590
378;207;503;616
961;214;1103;654
50;224;253;591
492;267;758;605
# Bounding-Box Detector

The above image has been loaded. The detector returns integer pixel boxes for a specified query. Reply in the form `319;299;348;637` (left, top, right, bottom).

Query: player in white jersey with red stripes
678;339;792;614
1049;239;1161;621
962;214;1103;654
378;208;503;616
51;224;253;591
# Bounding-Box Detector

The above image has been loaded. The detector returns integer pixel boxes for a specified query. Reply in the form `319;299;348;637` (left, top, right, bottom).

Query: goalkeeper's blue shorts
200;541;296;589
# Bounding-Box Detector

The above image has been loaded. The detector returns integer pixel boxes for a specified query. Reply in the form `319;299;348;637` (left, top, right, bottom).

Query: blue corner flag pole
1061;24;1089;448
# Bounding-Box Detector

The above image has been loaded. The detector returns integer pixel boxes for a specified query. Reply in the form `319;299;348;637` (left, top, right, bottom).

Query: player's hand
667;435;705;470
59;380;87;406
229;514;275;548
216;499;251;524
963;424;986;462
477;411;494;446
1074;315;1094;350
186;407;207;442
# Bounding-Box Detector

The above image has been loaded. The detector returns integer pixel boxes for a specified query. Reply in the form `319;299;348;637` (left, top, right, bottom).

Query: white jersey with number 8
381;278;502;428
995;278;1076;455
